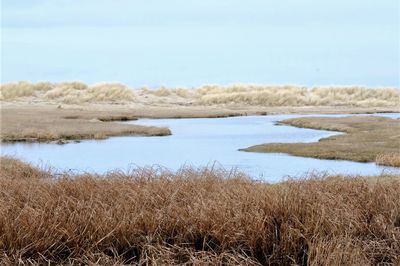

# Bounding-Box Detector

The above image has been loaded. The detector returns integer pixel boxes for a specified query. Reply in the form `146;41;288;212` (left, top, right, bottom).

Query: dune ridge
1;81;399;107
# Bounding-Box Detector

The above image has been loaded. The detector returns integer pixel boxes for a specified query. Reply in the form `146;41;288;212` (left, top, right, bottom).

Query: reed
1;157;399;265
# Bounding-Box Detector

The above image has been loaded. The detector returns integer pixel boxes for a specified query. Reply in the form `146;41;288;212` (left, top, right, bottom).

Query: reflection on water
1;113;399;182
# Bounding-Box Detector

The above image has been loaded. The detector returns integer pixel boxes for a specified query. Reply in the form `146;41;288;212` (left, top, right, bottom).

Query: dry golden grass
0;81;54;99
140;87;172;97
243;116;400;165
195;84;399;107
0;157;399;265
1;81;399;107
173;87;190;98
376;153;400;167
1;81;135;103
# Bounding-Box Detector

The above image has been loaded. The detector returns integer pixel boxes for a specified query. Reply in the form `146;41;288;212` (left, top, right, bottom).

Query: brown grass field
0;104;247;143
0;105;181;143
0;157;399;265
242;116;400;166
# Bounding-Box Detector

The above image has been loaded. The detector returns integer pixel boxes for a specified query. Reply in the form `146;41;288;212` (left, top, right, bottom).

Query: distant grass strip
242;116;400;165
1;81;399;107
196;84;400;107
0;107;171;143
1;157;399;265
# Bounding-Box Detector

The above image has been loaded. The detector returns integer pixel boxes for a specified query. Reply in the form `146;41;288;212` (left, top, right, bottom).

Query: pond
1;113;399;182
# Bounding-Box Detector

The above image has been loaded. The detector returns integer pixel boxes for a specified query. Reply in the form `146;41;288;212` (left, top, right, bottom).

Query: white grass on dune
140;87;172;97
194;84;399;107
1;81;135;104
0;81;399;107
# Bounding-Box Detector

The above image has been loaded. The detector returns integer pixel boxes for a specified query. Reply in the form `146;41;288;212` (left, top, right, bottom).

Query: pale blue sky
1;0;399;87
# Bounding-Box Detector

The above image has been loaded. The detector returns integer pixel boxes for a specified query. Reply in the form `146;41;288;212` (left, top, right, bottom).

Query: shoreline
242;115;400;167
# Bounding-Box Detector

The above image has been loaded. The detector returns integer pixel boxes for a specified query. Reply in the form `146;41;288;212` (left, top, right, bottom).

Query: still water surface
1;113;399;182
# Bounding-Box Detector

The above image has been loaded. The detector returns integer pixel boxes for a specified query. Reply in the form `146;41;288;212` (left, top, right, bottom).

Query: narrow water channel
1;113;399;182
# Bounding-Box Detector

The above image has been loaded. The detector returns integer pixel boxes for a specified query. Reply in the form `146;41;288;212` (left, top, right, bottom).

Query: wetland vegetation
242;115;400;167
1;82;399;265
1;157;399;265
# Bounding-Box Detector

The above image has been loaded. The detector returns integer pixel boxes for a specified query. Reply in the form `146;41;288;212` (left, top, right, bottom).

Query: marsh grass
376;153;400;167
243;116;400;165
1;157;399;265
1;124;171;143
0;105;250;143
0;107;171;143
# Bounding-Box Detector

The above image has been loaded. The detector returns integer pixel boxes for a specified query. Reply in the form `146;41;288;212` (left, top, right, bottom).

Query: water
1;113;399;182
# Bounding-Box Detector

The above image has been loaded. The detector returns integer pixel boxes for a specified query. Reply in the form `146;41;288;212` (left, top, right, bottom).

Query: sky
1;0;399;87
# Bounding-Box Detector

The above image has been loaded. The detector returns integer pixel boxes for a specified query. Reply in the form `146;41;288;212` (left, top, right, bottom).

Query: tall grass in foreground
1;81;399;107
1;157;399;265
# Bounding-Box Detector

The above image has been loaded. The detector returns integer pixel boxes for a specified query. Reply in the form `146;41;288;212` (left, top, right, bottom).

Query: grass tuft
376;153;400;167
140;86;172;97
